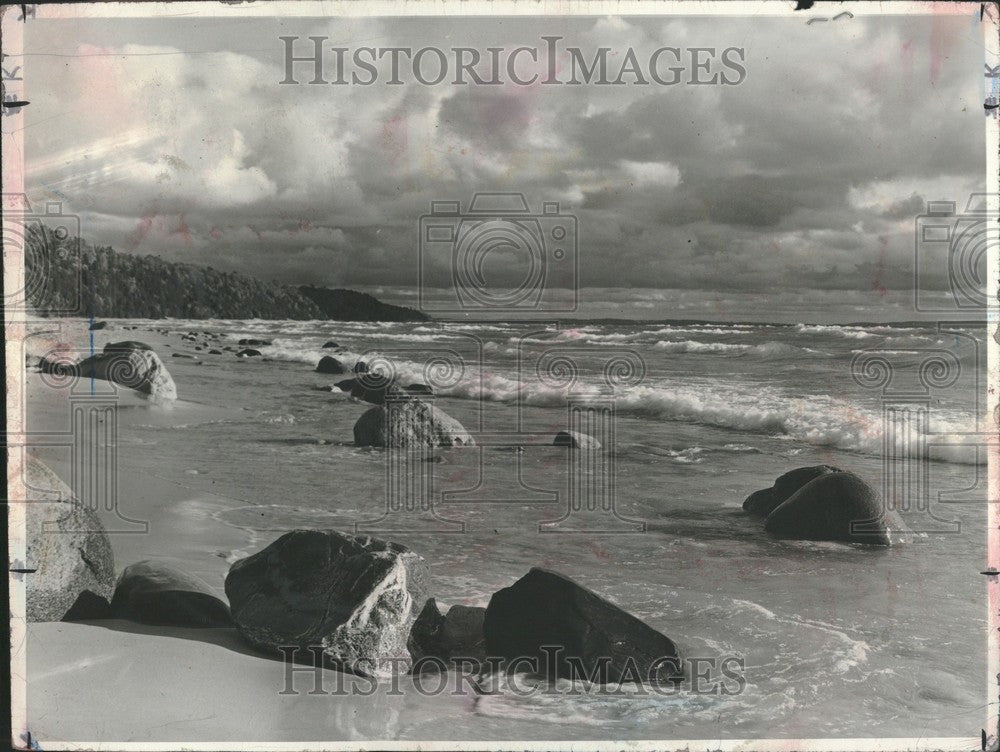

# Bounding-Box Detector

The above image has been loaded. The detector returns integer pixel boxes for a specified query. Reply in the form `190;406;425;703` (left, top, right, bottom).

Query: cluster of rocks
222;529;681;682
743;465;906;545
24;461;679;685
23;456;229;625
26;450;906;688
316;356;610;451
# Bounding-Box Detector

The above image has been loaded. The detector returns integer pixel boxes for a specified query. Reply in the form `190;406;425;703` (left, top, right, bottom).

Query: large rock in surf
225;530;429;677
23;457;116;622
764;471;904;545
316;355;348;375
74;345;177;402
110;560;231;627
484;568;681;684
743;465;842;517
353;400;474;447
553;430;601;450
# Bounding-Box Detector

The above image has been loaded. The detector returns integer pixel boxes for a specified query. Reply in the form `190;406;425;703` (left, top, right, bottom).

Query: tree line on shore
25;223;428;321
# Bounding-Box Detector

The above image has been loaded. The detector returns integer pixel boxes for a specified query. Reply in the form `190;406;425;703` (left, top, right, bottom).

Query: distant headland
25;224;429;321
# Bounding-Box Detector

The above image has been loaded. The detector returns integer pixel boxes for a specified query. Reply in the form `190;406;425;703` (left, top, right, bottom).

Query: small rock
236;348;262;358
316;356;347;375
553;430;601;450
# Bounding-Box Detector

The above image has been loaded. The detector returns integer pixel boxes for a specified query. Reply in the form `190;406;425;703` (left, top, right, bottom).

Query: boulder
236;348;262;358
75;347;177;402
353;401;474;447
764;471;904;545
316;355;348;375
89;320;108;330
238;338;271;347
354;360;369;374
335;379;357;393
110;560;231;627
209;349;223;355
744;465;843;517
484;568;681;684
24;457;116;622
553;430;601;450
225;530;429;677
322;341;340;349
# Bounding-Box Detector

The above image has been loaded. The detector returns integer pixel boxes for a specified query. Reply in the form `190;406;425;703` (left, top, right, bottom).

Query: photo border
3;1;997;750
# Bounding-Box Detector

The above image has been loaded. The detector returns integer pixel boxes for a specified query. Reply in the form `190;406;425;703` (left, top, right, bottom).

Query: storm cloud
22;12;987;298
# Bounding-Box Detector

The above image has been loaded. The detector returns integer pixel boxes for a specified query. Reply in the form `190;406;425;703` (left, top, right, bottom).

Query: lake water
27;316;989;741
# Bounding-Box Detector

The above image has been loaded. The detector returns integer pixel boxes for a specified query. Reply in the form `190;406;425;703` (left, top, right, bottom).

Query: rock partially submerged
743;465;842;517
764;471;905;545
89;320;108;330
322;340;340;349
110;560;231;627
236;348;262;358
238;338;271;347
24;457;116;622
484;568;681;684
353;400;474;447
553;430;601;450
74;345;177;402
316;355;347;374
225;530;429;677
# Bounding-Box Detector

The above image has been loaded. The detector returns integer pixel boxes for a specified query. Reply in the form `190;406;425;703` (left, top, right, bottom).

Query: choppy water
36;317;990;740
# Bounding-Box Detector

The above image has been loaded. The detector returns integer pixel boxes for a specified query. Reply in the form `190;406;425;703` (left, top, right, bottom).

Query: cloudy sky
22;10;989;319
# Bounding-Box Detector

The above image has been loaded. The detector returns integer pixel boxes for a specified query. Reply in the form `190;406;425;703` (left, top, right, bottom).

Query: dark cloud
23;13;987;298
